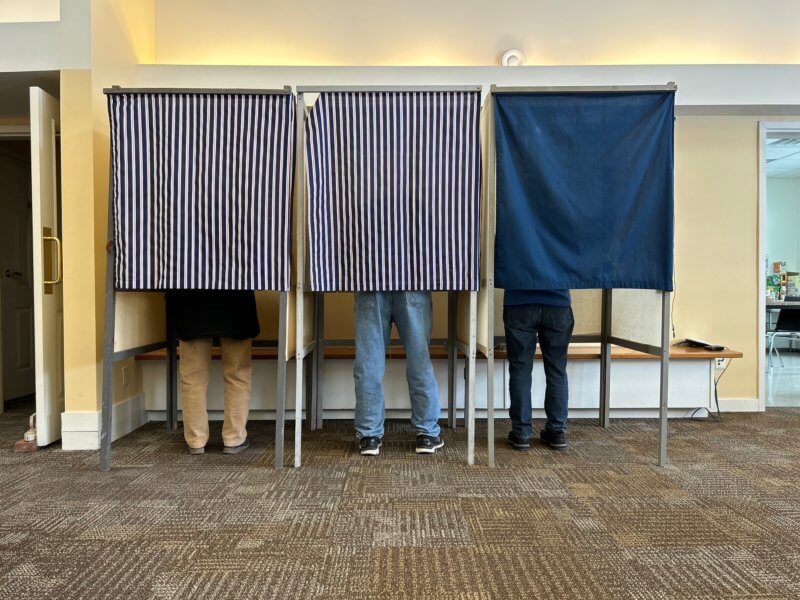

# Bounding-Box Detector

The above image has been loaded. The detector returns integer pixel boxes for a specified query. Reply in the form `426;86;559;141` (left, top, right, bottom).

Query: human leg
503;305;540;442
220;337;253;449
393;291;441;439
354;292;392;440
179;337;213;450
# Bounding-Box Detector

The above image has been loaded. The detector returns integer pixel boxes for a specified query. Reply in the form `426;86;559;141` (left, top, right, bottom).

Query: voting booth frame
100;83;674;472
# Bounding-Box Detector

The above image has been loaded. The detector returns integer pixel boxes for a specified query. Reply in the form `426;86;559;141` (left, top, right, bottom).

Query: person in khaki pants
166;290;260;455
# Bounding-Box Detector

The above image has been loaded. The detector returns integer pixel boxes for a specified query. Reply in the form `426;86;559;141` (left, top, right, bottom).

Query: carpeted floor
1;398;799;599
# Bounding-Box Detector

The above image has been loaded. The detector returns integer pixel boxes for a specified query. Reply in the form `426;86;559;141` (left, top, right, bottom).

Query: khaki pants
180;337;252;449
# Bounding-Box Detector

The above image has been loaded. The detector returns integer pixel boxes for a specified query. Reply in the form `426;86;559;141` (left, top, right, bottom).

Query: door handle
43;236;62;285
4;270;23;278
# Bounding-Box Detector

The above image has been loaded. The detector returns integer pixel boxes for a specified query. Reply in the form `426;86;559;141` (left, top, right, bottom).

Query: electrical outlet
715;358;726;370
121;366;129;387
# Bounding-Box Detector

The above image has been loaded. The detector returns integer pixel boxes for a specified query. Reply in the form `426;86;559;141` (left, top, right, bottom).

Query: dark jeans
504;304;574;439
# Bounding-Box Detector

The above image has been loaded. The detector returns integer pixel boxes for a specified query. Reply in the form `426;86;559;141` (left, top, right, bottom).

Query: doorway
759;123;800;408
0;72;63;449
0;138;35;409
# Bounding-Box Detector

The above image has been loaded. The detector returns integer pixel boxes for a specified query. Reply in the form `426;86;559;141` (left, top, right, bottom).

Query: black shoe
539;429;567;451
415;435;444;454
508;432;530;451
359;436;382;456
223;437;250;454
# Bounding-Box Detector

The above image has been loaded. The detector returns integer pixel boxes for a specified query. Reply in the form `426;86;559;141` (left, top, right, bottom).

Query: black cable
671;265;677;339
690;356;730;420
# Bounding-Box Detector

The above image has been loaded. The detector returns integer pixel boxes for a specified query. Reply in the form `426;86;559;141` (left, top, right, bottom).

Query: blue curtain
494;91;674;291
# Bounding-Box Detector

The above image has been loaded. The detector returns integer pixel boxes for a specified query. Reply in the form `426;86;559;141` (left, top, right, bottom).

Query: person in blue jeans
353;291;443;456
503;289;574;451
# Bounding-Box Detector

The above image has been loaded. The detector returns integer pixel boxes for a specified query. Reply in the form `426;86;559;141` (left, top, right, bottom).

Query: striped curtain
107;91;295;291
306;91;481;292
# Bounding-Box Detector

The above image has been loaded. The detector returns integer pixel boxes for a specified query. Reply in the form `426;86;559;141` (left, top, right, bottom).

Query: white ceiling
767;137;800;179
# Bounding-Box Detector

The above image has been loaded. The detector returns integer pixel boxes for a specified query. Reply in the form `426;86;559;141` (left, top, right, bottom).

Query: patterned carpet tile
1;398;799;599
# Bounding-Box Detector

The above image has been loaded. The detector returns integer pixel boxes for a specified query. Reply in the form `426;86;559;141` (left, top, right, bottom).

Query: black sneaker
539;429;567;451
359;436;382;456
508;432;530;451
415;435;444;454
223;437;250;454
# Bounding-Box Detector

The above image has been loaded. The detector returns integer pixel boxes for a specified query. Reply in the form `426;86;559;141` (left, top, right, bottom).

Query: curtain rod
491;83;677;94
296;85;482;94
103;85;293;96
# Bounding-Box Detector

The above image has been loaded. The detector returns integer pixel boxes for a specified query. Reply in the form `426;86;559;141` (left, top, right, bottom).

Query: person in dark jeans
503;289;574;451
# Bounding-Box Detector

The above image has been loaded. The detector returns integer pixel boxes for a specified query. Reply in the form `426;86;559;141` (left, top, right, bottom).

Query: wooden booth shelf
136;344;743;362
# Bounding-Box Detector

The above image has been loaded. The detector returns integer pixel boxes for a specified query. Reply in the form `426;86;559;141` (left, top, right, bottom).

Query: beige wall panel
492;289;600;338
290;290;298;360
571;290;602;336
113;292;164;351
255;291;280;341
322;292;448;341
610;289;664;348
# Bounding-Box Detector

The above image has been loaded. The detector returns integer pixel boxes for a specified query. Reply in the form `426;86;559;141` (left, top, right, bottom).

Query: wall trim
717;397;761;413
61;394;146;450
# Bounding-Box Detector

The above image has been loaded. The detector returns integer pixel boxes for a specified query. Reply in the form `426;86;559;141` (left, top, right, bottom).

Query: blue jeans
354;291;441;439
504;304;574;439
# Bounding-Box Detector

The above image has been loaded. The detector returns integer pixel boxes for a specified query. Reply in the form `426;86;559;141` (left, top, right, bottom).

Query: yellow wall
56;1;800;413
153;0;800;66
60;0;155;412
673;116;800;398
60;68;100;412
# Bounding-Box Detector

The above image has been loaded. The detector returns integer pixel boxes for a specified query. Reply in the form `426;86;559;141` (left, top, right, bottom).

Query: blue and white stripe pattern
306;91;481;292
107;91;295;291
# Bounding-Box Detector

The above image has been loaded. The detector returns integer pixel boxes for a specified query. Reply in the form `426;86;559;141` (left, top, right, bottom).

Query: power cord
671;285;677;338
689;357;730;421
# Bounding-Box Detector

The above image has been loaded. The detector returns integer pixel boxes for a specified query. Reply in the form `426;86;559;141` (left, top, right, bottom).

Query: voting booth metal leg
466;291;477;466
315;292;324;430
99;172;116;473
486;353;495;468
294;366;303;467
305;353;313;430
599;289;612;428
275;292;288;469
447;291;457;429
294;328;303;469
307;294;319;432
100;267;115;472
486;276;495;467
658;291;671;466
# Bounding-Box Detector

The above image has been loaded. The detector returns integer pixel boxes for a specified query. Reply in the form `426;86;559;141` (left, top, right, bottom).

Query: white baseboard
61;395;147;450
717;397;760;413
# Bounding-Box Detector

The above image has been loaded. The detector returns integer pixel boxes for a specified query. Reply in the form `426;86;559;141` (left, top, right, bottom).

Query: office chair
767;309;800;369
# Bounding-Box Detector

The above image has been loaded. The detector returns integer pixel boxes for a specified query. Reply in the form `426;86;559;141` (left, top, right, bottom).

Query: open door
30;87;64;446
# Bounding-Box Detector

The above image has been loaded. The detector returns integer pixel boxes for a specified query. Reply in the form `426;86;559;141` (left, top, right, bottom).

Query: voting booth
101;87;296;470
483;84;676;466
299;86;483;465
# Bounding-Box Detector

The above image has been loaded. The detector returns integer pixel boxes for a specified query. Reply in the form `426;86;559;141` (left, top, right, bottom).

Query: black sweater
165;290;260;341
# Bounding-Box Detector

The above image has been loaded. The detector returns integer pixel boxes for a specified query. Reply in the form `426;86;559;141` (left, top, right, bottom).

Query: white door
30;87;64;446
0;145;36;406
